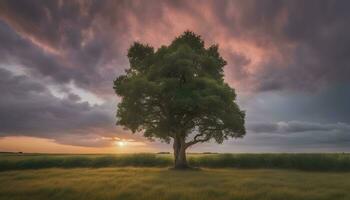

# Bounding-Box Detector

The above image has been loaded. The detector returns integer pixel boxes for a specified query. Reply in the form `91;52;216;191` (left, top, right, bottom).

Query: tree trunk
173;136;179;165
173;136;188;169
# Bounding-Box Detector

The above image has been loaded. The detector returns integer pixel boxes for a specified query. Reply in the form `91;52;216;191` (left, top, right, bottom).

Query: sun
116;141;127;147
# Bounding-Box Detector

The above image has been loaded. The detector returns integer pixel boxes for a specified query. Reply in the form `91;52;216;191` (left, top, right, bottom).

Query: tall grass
1;153;350;171
189;153;350;171
0;154;172;171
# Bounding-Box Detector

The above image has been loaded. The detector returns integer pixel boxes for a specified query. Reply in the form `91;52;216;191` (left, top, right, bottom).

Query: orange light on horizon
116;140;127;147
0;136;154;154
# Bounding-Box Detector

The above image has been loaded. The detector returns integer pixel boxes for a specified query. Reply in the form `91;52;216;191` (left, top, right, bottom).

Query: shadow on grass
168;166;202;171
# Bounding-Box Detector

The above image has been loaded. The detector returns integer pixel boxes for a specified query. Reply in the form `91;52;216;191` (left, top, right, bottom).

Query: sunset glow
116;141;127;147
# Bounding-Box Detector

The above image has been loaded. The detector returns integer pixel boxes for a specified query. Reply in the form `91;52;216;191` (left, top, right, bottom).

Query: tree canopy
114;31;245;168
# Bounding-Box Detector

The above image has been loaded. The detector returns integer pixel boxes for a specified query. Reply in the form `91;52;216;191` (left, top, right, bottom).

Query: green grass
0;167;350;200
0;153;172;171
1;153;350;171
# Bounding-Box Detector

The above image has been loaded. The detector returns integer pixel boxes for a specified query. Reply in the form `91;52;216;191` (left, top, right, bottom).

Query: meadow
1;153;350;171
1;153;350;200
1;167;350;200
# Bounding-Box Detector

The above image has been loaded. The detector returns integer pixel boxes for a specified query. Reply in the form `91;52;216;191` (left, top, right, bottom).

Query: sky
0;0;349;153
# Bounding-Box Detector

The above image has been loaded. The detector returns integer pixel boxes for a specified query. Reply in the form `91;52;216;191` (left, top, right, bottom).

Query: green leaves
170;31;204;51
114;31;246;145
127;42;154;73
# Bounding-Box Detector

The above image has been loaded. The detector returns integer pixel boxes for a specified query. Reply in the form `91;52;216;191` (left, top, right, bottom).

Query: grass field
1;167;350;200
1;153;350;171
1;153;350;200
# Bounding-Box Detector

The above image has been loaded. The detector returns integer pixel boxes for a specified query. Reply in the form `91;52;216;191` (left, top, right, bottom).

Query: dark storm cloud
225;130;350;153
241;85;350;124
0;0;185;96
0;0;96;48
1;0;349;93
245;120;350;150
216;120;350;152
0;68;117;146
248;121;350;134
214;0;350;91
0;21;74;83
0;0;129;95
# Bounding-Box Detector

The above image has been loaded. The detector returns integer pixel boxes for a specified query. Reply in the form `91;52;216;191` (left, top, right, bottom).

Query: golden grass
1;168;350;200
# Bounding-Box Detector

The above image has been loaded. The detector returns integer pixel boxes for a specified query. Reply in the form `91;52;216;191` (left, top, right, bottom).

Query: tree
114;31;246;169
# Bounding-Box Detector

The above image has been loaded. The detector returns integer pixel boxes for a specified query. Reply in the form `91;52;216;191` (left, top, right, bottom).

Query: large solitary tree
114;31;245;169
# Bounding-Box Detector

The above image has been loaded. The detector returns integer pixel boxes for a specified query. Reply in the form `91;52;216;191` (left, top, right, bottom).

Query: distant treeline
1;153;350;172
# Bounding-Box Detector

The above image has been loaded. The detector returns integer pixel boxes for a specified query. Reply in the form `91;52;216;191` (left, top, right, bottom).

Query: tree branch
185;132;210;148
185;125;225;148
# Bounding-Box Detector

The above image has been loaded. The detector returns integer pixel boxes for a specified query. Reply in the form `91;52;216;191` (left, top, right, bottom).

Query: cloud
1;0;349;94
0;0;128;96
208;120;350;153
0;68;120;146
211;0;350;92
240;86;350;124
248;121;350;134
